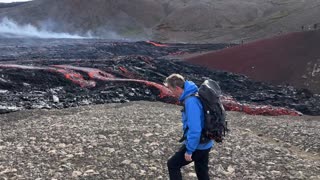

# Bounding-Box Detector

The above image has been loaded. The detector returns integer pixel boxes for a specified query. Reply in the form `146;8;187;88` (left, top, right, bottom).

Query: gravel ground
0;101;319;179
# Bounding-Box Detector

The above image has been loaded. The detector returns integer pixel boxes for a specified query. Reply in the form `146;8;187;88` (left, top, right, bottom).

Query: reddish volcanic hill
186;30;320;93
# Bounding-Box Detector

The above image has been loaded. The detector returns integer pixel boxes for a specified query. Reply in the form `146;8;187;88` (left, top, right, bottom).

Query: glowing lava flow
146;41;169;47
0;64;96;88
52;65;174;99
0;64;302;116
49;68;96;88
52;65;115;80
50;65;303;116
118;66;140;79
221;96;301;116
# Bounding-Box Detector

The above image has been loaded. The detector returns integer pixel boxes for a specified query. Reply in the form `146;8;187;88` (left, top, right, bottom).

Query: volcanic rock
0;101;319;179
0;39;320;115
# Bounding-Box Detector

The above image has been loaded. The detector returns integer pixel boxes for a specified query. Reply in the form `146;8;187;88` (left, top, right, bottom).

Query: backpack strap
181;93;198;112
179;94;211;144
178;93;198;142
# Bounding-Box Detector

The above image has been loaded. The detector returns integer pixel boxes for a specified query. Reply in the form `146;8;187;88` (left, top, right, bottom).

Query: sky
0;0;32;3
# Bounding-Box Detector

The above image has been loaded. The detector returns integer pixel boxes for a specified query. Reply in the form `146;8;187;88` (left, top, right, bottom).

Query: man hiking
164;74;213;180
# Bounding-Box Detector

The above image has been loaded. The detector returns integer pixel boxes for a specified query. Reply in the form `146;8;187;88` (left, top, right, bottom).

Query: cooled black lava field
0;38;319;115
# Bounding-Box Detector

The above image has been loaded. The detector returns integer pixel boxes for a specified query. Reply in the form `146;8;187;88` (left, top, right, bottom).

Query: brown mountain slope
154;0;320;43
186;30;320;93
0;0;166;38
1;0;320;42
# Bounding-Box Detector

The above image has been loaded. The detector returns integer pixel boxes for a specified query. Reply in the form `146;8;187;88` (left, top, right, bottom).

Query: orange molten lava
146;41;168;47
0;64;302;116
49;68;96;88
53;65;174;99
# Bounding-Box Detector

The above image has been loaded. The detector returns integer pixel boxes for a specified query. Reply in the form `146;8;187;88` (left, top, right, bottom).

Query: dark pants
167;145;211;180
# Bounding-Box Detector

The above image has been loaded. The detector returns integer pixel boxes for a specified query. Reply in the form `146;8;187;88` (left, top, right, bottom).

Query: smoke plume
0;17;91;39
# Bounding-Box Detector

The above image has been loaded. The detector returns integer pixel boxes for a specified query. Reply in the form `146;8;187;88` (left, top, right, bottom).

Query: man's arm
185;97;202;155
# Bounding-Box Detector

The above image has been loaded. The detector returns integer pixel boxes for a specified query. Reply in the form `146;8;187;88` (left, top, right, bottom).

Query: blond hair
164;74;185;88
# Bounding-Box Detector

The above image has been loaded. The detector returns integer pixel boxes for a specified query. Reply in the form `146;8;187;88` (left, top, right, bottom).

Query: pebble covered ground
0;101;319;179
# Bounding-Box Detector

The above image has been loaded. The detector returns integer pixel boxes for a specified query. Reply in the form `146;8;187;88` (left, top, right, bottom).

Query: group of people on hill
301;23;318;31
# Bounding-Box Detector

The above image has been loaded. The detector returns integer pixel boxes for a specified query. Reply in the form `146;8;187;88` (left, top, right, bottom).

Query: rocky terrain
0;1;320;179
0;101;319;179
1;38;320;116
1;0;320;42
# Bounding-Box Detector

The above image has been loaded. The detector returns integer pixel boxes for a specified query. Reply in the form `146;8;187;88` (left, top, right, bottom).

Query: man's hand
184;152;192;161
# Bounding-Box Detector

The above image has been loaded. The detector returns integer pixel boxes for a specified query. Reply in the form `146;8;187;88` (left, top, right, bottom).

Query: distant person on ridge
164;74;213;180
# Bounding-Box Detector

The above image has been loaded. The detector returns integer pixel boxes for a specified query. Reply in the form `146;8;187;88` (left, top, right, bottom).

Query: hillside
186;30;320;93
1;0;320;42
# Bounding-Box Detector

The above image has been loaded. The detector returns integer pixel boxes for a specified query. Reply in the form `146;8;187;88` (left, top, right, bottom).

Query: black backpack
180;79;228;143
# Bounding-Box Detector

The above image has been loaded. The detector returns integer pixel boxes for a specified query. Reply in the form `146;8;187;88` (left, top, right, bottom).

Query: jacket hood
179;81;198;102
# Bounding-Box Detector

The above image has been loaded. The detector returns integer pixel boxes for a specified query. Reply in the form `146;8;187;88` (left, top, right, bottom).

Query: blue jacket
179;81;213;155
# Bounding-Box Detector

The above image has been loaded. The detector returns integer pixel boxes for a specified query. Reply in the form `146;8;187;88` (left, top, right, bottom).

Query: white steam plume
0;17;92;39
